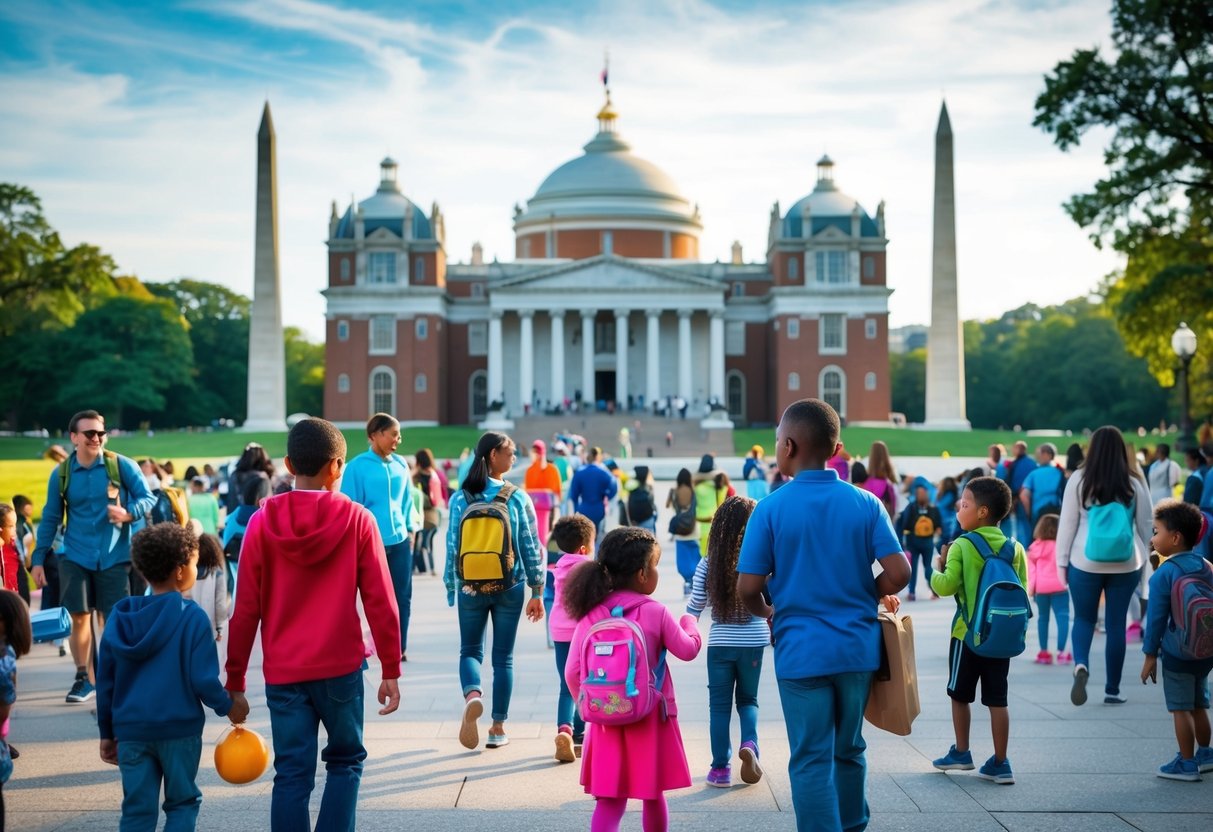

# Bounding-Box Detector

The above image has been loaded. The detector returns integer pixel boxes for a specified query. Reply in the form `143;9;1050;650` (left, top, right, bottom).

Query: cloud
0;0;1120;339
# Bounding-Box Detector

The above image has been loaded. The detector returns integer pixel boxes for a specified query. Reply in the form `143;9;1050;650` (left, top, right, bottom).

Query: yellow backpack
913;512;935;538
456;484;517;595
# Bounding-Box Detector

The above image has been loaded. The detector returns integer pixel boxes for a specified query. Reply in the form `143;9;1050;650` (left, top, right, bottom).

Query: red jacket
225;490;401;691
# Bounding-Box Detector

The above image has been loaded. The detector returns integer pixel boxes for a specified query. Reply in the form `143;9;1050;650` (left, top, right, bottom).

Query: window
415;373;428;393
594;319;616;353
470;371;488;419
339;258;351;281
788;372;800;392
602;231;613;255
865;371;877;391
468;321;488;356
863;256;875;279
471;282;485;299
370;315;396;354
415;318;428;340
820;367;845;416
727;372;745;420
414;257;425;283
368;252;396;284
787;318;800;340
520;238;532;258
865;318;878;340
336;320;349;341
732;282;744;297
725;321;745;356
814;250;848;284
788;256;799;281
337;373;350;393
370;368;395;415
820;313;845;354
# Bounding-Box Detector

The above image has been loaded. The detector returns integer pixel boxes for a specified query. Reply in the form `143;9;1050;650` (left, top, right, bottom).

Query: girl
445;432;546;750
564;528;702;832
686;497;768;788
1027;514;1070;665
666;468;699;597
937;477;959;541
0;507;18;593
861;441;899;517
0;589;33;824
186;533;229;647
413;448;446;576
742;446;770;501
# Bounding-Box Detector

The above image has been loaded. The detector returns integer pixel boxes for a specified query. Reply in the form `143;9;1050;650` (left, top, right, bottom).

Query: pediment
368;227;399;241
494;255;722;293
814;225;849;241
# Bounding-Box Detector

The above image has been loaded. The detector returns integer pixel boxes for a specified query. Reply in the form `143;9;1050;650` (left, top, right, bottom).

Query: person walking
667;468;700;597
567;447;617;540
742;446;770;501
524;440;563;547
860;441;899;518
412;449;446;576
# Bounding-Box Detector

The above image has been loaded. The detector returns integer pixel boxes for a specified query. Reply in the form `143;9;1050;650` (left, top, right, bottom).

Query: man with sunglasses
32;410;156;704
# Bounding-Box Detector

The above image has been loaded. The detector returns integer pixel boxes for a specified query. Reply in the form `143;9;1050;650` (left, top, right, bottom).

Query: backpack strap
495;482;517;505
960;531;1016;565
58;450;123;530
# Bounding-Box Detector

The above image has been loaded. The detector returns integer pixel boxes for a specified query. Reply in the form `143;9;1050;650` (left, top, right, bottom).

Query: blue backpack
1085;500;1134;563
959;532;1031;659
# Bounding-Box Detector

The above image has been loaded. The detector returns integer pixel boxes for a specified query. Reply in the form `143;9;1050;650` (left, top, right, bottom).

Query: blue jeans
1035;590;1070;652
266;667;367;832
385;539;413;654
906;541;934;596
117;734;202;832
553;640;586;740
675;540;700;587
778;672;872;832
708;646;764;769
457;582;525;721
1068;566;1141;697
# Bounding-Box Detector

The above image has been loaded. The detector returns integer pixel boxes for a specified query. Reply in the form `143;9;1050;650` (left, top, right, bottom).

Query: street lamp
1171;321;1198;452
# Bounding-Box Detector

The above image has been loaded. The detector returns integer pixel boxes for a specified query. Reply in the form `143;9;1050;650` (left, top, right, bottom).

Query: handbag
864;611;920;736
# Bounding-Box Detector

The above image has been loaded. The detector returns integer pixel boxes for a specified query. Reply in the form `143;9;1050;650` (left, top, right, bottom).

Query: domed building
322;96;892;429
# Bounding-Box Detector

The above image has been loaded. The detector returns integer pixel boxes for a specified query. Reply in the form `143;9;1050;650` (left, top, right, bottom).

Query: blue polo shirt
737;468;902;680
1021;463;1065;523
567;463;618;524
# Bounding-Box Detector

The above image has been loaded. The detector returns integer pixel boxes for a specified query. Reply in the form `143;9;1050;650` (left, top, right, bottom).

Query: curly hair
706;496;757;624
132;523;198;585
561;527;657;620
196;532;226;578
1154;499;1203;550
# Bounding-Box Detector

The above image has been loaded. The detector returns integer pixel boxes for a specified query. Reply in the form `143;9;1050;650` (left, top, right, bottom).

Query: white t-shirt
1146;458;1181;504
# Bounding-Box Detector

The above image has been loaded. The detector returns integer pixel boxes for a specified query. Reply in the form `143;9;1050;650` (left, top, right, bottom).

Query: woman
412;448;446;576
1064;443;1084;478
524;439;563;547
742;445;770;501
445;432;546;750
340;413;416;661
693;454;730;558
667;468;699;596
1056;426;1151;707
860;441;899;517
225;443;274;514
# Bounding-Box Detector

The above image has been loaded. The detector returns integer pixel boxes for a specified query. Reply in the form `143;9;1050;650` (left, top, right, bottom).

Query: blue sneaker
932;745;975;771
978;755;1015;785
1157;753;1201;782
1195;746;1213;774
66;675;95;704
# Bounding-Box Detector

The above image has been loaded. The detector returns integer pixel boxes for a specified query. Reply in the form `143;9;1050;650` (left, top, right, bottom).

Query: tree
285;326;324;416
890;349;925;423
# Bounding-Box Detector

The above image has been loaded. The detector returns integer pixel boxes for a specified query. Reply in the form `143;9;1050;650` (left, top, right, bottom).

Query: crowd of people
0;406;1211;831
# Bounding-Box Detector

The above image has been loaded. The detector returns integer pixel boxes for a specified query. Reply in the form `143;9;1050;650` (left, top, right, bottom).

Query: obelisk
241;101;288;431
924;101;970;430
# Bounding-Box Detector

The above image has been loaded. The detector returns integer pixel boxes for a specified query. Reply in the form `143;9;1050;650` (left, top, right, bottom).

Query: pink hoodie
548;553;591;642
1027;539;1066;595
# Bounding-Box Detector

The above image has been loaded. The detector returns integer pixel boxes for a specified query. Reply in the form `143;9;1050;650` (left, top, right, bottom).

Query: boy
929;476;1027;785
1140;499;1213;781
896;476;942;601
186;477;220;536
96;523;247;830
225;418;401;832
738;399;909;831
546;514;596;762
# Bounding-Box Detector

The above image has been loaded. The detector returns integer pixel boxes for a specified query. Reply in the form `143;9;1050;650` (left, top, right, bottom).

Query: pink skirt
579;710;691;800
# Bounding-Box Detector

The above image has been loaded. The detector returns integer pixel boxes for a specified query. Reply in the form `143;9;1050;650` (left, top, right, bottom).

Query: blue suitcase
31;607;72;643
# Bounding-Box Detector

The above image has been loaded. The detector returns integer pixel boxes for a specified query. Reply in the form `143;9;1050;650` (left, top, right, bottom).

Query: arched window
788;372;800;392
865;372;877;391
415;373;428;393
336;320;349;341
469;370;488;421
726;371;746;421
819;366;845;418
337;373;350;393
863;256;875;279
370;367;395;416
414;257;426;283
339;258;351;281
415;318;428;340
788;256;799;281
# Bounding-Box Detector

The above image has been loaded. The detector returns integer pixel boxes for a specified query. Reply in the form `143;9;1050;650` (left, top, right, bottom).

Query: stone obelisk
924;101;970;430
241;101;288;431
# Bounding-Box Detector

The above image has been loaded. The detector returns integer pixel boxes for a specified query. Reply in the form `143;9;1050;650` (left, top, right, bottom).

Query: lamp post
1171;321;1198;452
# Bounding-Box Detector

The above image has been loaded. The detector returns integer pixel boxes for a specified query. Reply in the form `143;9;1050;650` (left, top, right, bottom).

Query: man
1020;443;1066;528
1001;441;1036;539
566;446;617;538
1145;442;1182;505
33;410;156;703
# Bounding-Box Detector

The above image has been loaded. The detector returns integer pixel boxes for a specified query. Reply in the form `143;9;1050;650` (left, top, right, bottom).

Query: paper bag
864;611;920;736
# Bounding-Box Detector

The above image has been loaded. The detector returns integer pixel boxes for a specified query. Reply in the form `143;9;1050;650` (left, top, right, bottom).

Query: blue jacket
340;450;416;546
34;451;157;570
96;592;231;742
444;478;546;606
567;463;618;523
1144;552;1213;668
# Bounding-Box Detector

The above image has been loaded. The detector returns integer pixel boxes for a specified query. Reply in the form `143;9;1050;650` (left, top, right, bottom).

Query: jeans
117;734;202;832
906;541;934;596
1068;566;1141;696
675;540;700;588
553;641;586;740
778;672;872;832
707;646;764;769
384;539;413;654
413;527;437;574
1035;590;1070;652
458;582;525;721
266;667;367;832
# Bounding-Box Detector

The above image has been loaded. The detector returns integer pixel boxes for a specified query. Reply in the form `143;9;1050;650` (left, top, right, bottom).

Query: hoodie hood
911;476;932;494
255;490;362;566
106;592;189;661
698;454;716;474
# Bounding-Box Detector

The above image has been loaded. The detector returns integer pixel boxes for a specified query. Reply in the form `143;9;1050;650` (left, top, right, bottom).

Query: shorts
947;637;1009;708
1162;662;1212;713
58;559;130;618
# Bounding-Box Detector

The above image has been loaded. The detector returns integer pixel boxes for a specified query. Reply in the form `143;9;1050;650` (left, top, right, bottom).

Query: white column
519;309;534;413
678;309;693;402
550;311;565;407
581;309;596;406
709;311;725;406
615;309;629;409
488;312;504;409
646;310;661;409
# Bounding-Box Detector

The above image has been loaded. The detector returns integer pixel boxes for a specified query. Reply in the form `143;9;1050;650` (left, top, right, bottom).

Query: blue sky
1;0;1120;338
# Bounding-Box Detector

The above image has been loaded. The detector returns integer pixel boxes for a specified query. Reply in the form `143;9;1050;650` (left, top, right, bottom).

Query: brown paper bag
864;612;920;736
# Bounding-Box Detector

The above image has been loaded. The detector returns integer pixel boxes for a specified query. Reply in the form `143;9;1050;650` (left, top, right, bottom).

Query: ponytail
561;560;614;620
461;431;509;496
561;527;656;620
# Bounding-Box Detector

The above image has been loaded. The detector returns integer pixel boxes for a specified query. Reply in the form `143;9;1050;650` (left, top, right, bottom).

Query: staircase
508;412;734;459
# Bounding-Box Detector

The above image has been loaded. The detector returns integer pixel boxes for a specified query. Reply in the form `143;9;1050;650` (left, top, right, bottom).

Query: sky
1;0;1123;340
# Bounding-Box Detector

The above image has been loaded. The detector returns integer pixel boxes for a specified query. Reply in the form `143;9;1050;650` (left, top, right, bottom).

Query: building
323;96;893;428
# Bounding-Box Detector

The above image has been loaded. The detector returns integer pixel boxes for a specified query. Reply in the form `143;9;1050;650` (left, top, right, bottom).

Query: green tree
890;348;925;423
285;326;324;416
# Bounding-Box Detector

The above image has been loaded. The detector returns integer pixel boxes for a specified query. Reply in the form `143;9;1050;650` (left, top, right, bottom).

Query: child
225;418;401;832
547;514;596;763
0;506;18;593
687;496;768;788
186;533;229;646
564;527;702;832
937;477;959;541
930;476;1027;785
186;477;220;536
896;478;942;601
1140;499;1213;781
0;589;32;825
1027;514;1070;665
96;523;246;830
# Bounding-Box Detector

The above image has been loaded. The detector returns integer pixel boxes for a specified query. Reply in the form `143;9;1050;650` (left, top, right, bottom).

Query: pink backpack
577;603;667;726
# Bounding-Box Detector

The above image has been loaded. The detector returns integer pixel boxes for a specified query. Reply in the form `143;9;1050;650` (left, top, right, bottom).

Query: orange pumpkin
214;725;271;785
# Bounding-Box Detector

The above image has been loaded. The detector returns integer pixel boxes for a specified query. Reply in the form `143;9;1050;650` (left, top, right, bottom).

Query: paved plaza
6;490;1212;831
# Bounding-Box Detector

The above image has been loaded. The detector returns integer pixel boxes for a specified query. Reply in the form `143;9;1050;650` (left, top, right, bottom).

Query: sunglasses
79;429;108;440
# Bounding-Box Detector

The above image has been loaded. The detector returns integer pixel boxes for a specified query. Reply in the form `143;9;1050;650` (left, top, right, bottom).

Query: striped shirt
686;557;770;647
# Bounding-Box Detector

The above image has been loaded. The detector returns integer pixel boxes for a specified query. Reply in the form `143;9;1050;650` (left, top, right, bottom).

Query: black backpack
668;490;697;536
628;487;656;523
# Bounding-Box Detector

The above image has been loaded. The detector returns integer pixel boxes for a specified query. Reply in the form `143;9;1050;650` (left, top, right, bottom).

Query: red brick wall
328;252;354;287
861;251;886;286
669;233;697;260
446;323;487;425
724;322;773;426
555;230;601;259
770;315;890;423
324;318;371;423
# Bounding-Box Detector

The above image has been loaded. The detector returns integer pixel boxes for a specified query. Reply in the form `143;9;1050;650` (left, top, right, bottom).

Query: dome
782;156;880;238
333;157;433;240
